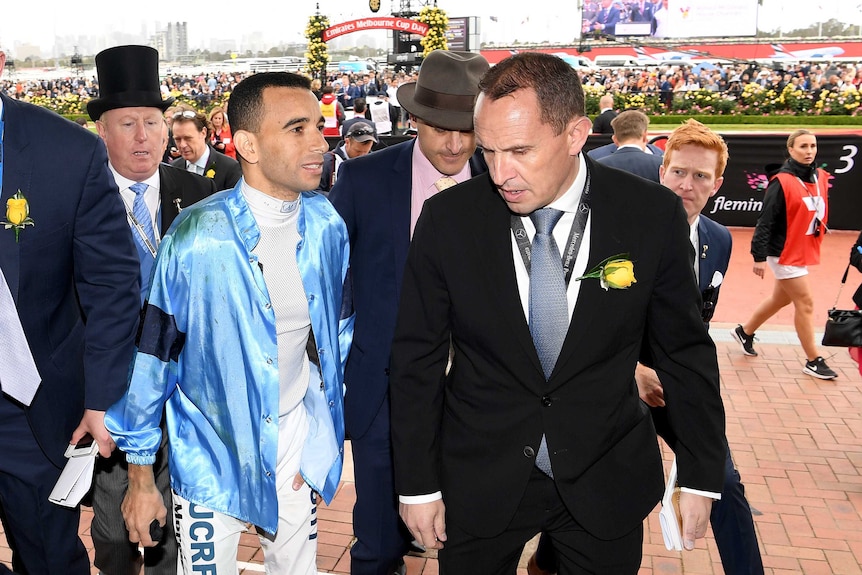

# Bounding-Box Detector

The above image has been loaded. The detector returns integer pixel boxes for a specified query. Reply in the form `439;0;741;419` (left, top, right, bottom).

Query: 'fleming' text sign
323;18;429;42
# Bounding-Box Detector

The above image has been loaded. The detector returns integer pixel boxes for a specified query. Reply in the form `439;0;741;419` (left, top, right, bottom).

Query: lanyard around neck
510;170;592;287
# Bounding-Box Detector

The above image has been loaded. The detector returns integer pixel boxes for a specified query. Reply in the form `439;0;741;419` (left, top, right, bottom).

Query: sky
0;0;852;59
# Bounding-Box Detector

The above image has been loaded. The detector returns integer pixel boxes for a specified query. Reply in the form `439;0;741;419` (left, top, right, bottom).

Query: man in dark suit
596;110;664;183
630;0;655;21
328;50;490;575
591;94;617;135
170;110;241;191
87;45;217;575
590;0;621;35
587;139;664;160
652;119;764;575
0;49;141;575
389;52;725;573
530;119;763;575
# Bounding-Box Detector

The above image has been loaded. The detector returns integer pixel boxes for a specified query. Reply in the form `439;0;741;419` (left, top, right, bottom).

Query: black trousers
439;467;643;575
0;396;89;575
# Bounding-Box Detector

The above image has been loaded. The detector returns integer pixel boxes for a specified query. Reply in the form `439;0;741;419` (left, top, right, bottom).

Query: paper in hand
49;439;99;507
659;457;683;551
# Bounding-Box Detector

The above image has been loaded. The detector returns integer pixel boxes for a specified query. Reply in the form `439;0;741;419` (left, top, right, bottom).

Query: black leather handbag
822;264;862;348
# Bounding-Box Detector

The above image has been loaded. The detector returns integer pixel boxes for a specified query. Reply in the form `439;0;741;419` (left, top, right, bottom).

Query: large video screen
583;0;758;39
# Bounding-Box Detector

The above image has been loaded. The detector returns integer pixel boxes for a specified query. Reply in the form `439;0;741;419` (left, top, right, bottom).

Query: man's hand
292;472;319;503
399;500;446;550
71;409;115;458
753;261;766;279
123;464;167;547
635;363;665;407
678;491;713;551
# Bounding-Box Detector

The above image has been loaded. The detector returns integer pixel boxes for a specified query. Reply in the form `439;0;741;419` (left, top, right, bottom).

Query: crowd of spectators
1;56;860;118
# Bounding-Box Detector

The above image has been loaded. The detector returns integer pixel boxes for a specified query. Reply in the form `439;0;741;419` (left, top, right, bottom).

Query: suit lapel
390;141;415;302
697;218;712;292
471;177;544;376
0;96;29;300
158;164;181;234
552;160;628;380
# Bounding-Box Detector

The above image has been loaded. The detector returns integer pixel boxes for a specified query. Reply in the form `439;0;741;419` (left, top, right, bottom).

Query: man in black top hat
328;50;490;575
86;44;216;575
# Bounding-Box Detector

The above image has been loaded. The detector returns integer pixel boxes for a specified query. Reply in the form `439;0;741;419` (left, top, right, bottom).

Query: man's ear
234;130;257;164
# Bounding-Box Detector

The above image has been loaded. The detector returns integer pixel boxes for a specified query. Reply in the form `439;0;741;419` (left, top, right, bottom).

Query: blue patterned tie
529;208;568;478
130;182;156;248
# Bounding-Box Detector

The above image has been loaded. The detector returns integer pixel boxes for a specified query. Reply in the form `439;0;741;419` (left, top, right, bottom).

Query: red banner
322;18;429;42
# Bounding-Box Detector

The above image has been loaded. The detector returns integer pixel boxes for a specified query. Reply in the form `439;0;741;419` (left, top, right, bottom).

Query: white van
552;53;597;73
593;55;641;68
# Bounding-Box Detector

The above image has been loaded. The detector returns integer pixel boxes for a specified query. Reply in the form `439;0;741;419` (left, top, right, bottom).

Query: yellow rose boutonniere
205;169;216;179
576;253;636;291
3;190;35;242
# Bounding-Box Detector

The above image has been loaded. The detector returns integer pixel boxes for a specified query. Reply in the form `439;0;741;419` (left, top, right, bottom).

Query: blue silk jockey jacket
106;182;354;535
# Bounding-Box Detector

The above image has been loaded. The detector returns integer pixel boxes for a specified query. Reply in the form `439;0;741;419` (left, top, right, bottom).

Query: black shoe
731;324;758;356
803;356;837;380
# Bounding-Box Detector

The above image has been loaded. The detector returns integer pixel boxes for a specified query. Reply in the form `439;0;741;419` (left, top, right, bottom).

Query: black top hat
87;45;174;121
397;50;489;132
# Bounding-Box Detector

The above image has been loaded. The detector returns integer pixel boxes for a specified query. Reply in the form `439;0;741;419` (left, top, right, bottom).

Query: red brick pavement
2;227;861;574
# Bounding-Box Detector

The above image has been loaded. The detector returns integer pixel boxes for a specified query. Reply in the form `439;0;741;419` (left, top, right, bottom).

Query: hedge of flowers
417;6;449;56
583;83;861;117
304;13;331;80
26;80;862;121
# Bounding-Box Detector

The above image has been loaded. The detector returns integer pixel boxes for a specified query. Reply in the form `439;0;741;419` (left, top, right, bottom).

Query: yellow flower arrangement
305;13;331;80
417;5;449;56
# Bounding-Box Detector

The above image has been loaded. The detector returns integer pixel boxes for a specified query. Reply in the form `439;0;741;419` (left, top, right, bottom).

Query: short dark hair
228;72;311;136
478;52;584;136
353;98;367;113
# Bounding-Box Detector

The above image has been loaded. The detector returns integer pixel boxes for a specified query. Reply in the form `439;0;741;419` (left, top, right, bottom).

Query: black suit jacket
329;139;487;440
172;146;241;193
389;157;725;540
591;109;617;135
597;146;664;183
0;94;140;467
157;164;217;234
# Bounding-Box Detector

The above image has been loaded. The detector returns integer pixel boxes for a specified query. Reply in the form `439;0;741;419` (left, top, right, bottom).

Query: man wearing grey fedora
86;44;216;575
328;50;490;575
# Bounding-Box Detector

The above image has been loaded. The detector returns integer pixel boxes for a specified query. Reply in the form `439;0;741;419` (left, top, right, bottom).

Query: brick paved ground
2;228;861;574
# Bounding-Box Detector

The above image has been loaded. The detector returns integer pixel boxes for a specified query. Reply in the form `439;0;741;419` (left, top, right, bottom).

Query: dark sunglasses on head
349;129;373;138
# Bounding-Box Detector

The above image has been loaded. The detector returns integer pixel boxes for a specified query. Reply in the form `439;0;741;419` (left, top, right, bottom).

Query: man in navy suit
651;119;764;575
328;50;490;575
87;45;216;575
590;0;621;35
596;110;664;183
0;49;141;574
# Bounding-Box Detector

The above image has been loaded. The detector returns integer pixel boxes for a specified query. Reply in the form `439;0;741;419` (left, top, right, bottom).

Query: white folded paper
659;456;683;551
49;441;99;507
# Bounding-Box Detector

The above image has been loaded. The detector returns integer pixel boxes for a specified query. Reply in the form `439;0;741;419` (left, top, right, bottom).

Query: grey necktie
0;267;42;405
529;208;568;477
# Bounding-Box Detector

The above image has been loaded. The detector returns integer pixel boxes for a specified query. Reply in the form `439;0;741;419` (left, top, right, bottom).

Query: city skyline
1;0;850;62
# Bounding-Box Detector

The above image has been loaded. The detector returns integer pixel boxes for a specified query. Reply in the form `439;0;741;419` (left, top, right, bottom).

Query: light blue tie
529;208;568;478
130;182;156;248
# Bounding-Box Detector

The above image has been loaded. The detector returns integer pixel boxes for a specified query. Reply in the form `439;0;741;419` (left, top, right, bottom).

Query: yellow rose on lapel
602;259;636;290
576;253;636;291
7;197;28;225
205;169;216;179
